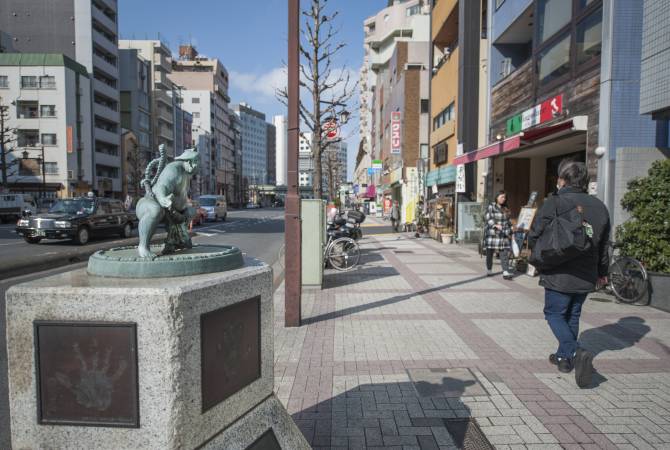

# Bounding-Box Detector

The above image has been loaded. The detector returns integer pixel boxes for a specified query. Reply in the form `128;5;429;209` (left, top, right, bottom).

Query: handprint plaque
34;321;139;427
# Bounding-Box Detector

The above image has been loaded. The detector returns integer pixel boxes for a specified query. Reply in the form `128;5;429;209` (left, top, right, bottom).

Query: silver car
197;195;227;221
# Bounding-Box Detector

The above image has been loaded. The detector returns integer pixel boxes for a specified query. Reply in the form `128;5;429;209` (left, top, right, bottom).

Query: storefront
424;165;456;240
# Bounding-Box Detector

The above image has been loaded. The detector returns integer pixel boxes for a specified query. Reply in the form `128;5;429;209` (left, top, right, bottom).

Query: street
0;207;286;449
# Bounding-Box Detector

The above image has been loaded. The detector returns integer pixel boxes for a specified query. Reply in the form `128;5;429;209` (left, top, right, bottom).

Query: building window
0;76;8;88
16;101;39;118
19;159;41;176
537;0;572;43
193;112;200;118
420;99;429;114
192;97;200;103
576;8;602;66
434;141;448;164
39;76;56;89
21;76;39;89
44;162;58;175
17;130;40;147
40;105;56;117
537;33;571;87
432;102;455;131
406;4;421;16
41;133;57;146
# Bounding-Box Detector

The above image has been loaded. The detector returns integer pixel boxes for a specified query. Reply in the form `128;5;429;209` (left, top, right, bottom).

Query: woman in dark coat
484;191;513;279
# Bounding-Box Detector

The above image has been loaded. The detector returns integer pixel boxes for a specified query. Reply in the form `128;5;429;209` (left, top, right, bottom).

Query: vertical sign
455;164;466;193
391;111;401;155
66;126;74;154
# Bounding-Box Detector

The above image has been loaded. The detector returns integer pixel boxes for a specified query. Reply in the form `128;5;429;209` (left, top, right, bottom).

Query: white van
0;193;37;223
197;195;227;221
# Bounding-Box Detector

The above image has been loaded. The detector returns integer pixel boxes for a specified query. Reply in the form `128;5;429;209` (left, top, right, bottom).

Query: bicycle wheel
327;237;360;271
609;256;649;304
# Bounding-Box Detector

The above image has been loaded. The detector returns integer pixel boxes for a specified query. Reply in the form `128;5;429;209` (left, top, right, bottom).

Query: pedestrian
390;200;400;232
528;160;610;388
483;191;514;279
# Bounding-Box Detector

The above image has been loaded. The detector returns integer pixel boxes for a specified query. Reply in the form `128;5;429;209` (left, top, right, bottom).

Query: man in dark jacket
528;160;610;388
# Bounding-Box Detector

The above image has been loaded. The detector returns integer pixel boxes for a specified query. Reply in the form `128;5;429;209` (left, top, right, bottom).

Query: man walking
528;161;610;388
390;200;400;232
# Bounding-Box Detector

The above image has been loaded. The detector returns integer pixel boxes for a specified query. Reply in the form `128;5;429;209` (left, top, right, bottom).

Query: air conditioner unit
500;58;512;78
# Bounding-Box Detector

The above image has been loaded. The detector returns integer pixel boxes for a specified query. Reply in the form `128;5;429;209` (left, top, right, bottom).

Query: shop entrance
503;158;530;218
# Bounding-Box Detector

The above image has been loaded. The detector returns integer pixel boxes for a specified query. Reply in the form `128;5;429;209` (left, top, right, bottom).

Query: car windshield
49;199;95;215
199;198;216;206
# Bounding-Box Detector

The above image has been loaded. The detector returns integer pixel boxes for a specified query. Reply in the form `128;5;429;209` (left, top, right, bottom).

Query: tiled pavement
273;234;670;449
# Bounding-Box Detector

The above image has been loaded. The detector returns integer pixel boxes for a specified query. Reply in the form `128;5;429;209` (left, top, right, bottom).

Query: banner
456;164;466;193
391;111;401;154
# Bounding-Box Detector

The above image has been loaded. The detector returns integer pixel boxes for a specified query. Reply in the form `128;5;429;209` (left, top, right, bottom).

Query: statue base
87;244;244;278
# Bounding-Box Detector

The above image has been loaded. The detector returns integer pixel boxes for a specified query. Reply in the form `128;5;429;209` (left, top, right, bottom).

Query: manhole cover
407;368;489;397
444;418;494;450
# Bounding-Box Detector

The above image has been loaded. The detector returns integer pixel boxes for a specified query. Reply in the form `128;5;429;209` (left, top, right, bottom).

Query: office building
298;132;313;189
119;48;152;164
233;103;269;188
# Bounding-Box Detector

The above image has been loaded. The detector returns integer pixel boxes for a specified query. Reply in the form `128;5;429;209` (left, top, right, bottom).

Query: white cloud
229;67;287;100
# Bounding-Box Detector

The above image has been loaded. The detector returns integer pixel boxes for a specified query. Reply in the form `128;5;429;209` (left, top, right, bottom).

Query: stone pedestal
5;259;309;449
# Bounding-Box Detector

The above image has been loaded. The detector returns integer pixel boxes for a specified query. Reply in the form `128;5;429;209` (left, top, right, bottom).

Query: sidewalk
274;234;670;449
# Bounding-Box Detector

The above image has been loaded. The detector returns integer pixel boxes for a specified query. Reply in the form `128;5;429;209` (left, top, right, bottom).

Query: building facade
233;103;269;188
2;0;123;196
273;115;288;186
119;48;152;165
0;53;93;198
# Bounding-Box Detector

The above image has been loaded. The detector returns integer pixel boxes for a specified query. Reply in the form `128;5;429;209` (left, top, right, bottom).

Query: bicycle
603;242;649;304
324;231;360;271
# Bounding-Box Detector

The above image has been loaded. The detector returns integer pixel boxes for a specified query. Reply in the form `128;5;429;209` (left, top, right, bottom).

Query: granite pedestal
5;258;309;449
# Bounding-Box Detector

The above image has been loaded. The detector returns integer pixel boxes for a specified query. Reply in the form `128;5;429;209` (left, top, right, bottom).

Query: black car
15;197;136;245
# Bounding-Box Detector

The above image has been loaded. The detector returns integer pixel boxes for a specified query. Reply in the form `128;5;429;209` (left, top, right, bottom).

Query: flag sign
506;94;563;135
322;120;339;141
391;111;401;154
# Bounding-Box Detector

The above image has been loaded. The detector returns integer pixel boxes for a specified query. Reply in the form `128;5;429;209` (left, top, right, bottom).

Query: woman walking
484;191;514;279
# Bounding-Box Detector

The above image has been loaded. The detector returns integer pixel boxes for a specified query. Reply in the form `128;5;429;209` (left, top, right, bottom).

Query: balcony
158;125;174;141
92;28;118;57
153;53;172;73
93;78;118;100
92;53;119;80
153;70;171;89
94;102;119;123
154;89;173;107
91;4;116;33
94;149;120;167
157;106;173;124
94;127;119;145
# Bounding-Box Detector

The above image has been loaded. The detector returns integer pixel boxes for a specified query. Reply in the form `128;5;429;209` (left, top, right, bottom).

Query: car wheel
74;226;90;245
120;222;132;238
24;236;41;244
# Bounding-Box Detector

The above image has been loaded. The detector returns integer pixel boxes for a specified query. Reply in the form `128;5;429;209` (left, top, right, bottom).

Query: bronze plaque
246;429;281;450
201;296;261;412
34;321;139;427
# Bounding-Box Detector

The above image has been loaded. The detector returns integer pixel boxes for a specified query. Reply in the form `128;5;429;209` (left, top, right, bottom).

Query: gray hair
558;160;589;191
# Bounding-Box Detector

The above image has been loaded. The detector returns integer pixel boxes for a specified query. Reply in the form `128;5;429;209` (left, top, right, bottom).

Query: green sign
506;114;522;135
371;159;382;169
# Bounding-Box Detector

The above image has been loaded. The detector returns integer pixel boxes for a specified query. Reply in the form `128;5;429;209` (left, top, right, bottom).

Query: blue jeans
544;289;588;359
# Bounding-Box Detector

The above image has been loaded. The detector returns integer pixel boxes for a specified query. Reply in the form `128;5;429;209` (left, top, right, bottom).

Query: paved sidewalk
274;234;670;449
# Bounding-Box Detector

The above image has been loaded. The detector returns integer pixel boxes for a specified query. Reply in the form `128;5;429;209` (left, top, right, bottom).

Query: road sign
322;120;339;141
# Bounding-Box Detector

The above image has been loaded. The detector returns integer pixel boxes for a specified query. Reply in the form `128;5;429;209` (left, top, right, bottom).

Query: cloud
230;67;287;101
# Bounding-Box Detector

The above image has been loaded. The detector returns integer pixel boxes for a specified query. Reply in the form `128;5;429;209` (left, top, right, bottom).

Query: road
0;207;285;449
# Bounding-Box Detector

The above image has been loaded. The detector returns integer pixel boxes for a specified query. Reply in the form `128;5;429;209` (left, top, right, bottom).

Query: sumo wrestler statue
136;145;199;258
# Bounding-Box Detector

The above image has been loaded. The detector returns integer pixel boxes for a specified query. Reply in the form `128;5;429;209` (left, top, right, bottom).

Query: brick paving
273;234;670;449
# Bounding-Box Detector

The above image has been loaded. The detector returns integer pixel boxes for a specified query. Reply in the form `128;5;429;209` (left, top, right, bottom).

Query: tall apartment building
233;103;269;188
118;40;179;158
1;0;123;196
266;122;276;186
0;54;93;198
322;140;348;196
273;115;288;186
119;48;152;163
229;110;244;206
170;45;236;203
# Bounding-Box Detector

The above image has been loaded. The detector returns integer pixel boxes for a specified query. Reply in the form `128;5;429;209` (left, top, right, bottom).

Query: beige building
169;45;236;202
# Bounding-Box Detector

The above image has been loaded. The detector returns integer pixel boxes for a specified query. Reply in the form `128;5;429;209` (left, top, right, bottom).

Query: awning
425;165;456;187
453;116;588;165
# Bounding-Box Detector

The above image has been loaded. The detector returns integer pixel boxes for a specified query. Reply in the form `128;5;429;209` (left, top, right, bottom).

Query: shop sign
372;159;383;169
322;119;339;141
391;112;401;154
66;126;74;154
456;164;466;193
389;167;402;184
506;94;563;135
367;168;374;175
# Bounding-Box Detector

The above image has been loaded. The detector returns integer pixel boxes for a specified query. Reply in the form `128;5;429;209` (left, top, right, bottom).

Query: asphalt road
0;207;286;449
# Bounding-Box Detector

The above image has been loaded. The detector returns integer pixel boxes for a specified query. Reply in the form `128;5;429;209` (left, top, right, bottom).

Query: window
21;76;38;89
537;0;572;43
192;97;200;103
40;105;56;117
17;130;39;147
41;133;57;145
44;162;58;175
39;76;56;89
432;102;455;130
538;33;571;87
434;141;447;164
0;76;8;88
576;8;602;66
420;99;429;114
193;112;200;118
16;101;39;118
406;4;421;16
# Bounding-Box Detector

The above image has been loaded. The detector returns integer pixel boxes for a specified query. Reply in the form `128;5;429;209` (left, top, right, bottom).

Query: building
195;130;214;196
119;48;152;165
170;45;236;203
0;53;93;198
233;103;269;189
1;0;123;196
174;103;192;156
119;40;180;159
229;110;244;206
273;115;288;186
266;122;276;186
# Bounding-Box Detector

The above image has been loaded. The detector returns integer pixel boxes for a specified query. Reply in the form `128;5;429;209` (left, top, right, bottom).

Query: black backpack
529;196;593;270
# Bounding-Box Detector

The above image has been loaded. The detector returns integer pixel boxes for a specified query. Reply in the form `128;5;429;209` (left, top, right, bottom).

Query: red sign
391;111;401;154
66;126;73;153
322;120;339;141
540;94;563;123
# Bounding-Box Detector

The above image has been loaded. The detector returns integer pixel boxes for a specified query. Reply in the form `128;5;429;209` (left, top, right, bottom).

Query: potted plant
616;159;670;310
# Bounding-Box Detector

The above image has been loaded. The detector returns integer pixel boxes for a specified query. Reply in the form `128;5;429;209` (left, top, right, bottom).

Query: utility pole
285;0;302;327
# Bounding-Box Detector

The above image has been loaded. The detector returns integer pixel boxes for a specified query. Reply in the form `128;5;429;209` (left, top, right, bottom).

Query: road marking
0;241;22;246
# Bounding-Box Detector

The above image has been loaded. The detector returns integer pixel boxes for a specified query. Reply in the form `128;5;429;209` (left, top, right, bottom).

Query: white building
0;54;93;198
273;115;288;186
233;103;268;187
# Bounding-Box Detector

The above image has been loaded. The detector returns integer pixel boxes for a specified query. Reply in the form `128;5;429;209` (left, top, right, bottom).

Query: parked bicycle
601;241;649;304
323;230;360;271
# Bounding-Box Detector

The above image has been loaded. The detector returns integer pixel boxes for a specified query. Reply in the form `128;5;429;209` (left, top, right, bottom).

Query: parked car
197;195;227;221
15;195;136;245
0;193;36;223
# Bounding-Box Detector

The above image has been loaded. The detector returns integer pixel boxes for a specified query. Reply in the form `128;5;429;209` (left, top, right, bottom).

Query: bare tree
0;102;19;188
279;0;357;199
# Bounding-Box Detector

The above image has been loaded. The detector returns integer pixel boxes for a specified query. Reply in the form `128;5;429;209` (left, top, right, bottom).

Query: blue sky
119;0;387;179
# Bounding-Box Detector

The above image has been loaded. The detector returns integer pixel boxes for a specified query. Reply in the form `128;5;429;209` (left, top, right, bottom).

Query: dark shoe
549;354;558;366
574;348;594;388
558;357;573;373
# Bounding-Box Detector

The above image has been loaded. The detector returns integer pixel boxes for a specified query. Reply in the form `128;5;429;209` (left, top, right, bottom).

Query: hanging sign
391;111;401;154
322;120;339;141
455;164;466;193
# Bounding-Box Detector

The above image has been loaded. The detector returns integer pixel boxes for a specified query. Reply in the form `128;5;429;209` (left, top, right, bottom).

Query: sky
118;0;388;180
